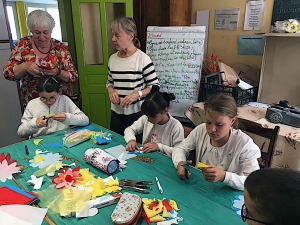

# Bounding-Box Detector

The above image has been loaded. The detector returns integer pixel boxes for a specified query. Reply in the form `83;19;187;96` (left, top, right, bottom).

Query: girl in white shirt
124;85;184;157
172;93;260;190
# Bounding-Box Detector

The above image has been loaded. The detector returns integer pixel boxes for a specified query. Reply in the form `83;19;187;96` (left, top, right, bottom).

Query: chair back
238;118;280;168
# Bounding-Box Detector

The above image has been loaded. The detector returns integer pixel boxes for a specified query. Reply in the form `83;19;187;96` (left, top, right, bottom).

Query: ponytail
141;85;175;118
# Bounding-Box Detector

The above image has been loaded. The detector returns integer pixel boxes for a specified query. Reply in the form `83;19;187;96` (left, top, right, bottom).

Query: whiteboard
146;26;206;117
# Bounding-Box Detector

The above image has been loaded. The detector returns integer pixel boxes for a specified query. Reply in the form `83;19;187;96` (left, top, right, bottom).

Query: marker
25;145;29;155
155;177;163;194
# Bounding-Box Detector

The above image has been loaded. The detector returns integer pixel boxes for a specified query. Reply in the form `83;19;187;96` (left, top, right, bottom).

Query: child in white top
172;93;260;190
18;75;89;138
124;85;184;157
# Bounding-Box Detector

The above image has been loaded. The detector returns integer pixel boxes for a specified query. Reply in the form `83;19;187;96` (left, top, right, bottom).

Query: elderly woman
106;16;159;138
3;10;78;106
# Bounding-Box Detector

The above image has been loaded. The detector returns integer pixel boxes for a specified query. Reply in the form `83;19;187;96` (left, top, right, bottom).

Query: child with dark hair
18;75;89;138
243;168;300;225
124;85;184;157
172;93;260;190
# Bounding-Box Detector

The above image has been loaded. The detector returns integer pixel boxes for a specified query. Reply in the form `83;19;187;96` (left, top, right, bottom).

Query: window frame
25;2;62;41
6;1;21;41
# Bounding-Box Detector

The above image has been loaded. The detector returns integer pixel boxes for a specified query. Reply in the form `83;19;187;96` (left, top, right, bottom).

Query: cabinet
133;0;191;52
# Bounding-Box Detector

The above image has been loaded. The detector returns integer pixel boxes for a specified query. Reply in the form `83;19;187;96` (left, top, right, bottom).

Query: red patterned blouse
3;36;78;105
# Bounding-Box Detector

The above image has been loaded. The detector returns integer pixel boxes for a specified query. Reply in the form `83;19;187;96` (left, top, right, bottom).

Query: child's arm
158;125;184;157
61;97;89;126
17;105;39;138
172;127;198;168
223;144;261;190
124;115;147;143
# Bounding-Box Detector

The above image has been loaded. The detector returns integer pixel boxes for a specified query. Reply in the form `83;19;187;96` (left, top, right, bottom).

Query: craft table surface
185;102;300;170
0;123;243;225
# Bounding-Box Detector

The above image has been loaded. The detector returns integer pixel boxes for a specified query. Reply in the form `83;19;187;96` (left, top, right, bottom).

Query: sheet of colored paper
104;145;137;160
0;204;47;225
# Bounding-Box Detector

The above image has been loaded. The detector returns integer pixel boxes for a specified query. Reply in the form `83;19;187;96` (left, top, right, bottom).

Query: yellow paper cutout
169;199;180;211
33;161;64;177
104;186;122;193
33;139;43;146
150;215;165;222
33;154;44;163
197;162;208;169
162;206;170;218
77;168;95;186
45;113;55;119
104;176;119;187
142;198;154;205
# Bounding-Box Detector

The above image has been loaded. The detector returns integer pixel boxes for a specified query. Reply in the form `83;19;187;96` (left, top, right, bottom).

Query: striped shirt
106;49;159;115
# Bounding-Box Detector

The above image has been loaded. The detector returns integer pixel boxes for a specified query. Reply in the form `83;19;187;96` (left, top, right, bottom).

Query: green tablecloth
0;123;243;225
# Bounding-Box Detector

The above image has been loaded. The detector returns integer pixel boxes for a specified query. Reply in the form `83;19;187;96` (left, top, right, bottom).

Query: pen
25;145;29;155
155;176;163;194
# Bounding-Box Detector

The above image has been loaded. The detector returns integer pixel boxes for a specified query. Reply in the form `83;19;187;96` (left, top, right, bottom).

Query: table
0;123;243;225
185;103;300;170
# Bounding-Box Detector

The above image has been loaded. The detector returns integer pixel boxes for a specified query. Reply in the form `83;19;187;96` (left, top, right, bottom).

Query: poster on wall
146;26;206;118
215;8;240;30
244;0;266;30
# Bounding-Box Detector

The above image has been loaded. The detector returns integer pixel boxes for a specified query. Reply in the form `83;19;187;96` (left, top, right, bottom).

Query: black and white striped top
106;49;159;115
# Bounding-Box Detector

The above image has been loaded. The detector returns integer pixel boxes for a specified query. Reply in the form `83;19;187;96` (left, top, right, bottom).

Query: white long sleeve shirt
172;123;261;190
124;114;184;156
18;95;89;138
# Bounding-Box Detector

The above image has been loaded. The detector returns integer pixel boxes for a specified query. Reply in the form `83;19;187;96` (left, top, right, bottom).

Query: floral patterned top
3;36;78;105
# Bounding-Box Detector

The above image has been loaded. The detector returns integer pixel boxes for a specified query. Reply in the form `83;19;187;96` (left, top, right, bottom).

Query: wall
191;0;274;68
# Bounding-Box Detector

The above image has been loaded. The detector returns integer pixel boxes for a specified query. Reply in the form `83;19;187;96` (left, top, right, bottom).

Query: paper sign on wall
215;8;240;30
244;0;266;30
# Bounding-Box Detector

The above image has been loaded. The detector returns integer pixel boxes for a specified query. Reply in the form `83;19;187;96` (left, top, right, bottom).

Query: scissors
181;160;190;179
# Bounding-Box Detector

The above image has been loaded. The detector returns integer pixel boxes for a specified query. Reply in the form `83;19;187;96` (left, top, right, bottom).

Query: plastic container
200;82;258;105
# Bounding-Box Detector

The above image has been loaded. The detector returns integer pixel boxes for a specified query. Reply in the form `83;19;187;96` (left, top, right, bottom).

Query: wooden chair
238;118;280;168
68;92;82;110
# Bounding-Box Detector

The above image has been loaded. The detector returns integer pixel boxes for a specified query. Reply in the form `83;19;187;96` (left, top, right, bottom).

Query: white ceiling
6;0;57;4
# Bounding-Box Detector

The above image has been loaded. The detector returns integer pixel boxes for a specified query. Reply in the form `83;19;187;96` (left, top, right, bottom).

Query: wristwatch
138;91;143;100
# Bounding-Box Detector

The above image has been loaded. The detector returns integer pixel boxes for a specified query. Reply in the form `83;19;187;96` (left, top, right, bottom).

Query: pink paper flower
52;166;82;189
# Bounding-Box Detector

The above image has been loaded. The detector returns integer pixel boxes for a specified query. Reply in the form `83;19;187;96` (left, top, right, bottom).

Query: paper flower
52;167;82;189
29;152;62;168
142;198;181;224
91;131;112;145
0;154;21;182
231;195;244;217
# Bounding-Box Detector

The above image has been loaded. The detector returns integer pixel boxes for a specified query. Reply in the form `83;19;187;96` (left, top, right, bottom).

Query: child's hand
202;165;226;182
53;113;66;122
177;161;191;179
36;116;48;128
126;140;140;151
142;142;158;153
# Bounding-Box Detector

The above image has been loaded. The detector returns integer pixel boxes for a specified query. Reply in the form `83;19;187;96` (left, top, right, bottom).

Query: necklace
33;40;52;54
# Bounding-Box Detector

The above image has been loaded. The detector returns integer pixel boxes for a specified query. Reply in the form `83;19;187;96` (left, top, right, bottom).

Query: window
6;2;20;41
26;3;62;41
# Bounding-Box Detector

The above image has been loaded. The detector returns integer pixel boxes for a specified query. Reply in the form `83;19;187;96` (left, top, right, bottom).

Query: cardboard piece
258;34;300;105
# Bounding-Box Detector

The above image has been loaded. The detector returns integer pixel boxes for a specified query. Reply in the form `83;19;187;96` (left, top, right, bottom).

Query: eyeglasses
40;95;57;103
241;204;273;225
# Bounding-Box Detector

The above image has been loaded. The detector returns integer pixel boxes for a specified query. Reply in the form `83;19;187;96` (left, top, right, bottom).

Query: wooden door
71;0;133;128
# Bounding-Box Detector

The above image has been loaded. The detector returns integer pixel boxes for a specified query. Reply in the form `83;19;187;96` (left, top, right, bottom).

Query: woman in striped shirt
106;17;159;140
